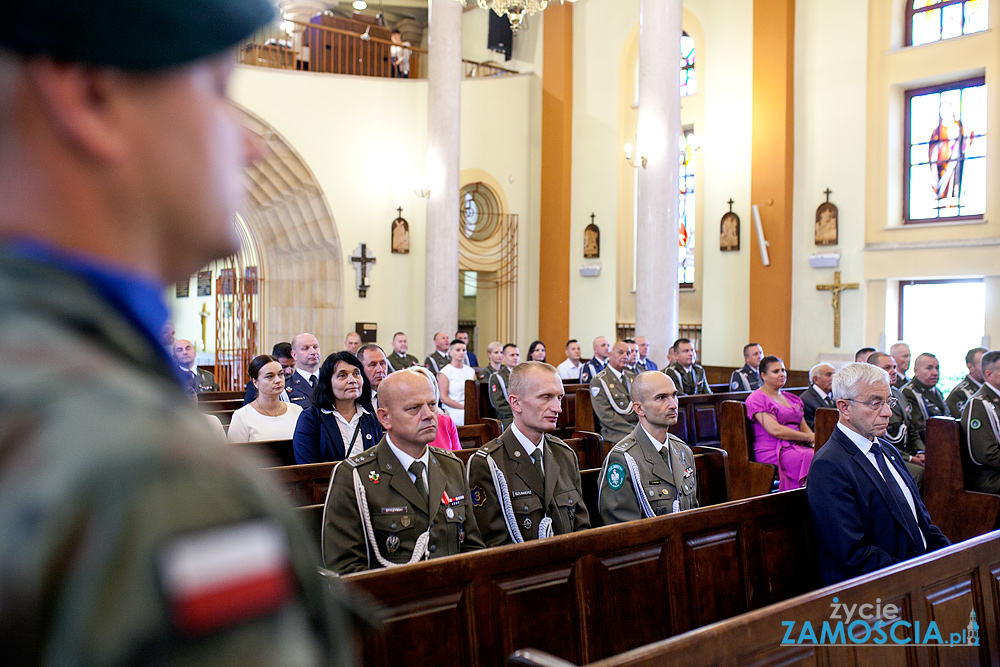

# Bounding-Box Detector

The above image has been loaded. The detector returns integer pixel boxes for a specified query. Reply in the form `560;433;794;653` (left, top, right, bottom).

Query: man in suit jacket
172;339;219;392
634;336;658;372
323;370;484;572
807;363;950;586
800;362;835;429
288;332;321;408
467;361;590;546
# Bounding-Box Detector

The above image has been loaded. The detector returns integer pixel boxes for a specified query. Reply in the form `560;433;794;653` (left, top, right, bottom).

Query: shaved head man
425;331;451;373
634;336;658;372
900;352;949;444
890;342;912;388
589;342;639;444
599;371;698;524
467;362;590;546
288;333;321;407
580;336;611;384
323;370;484;573
172;338;219;392
947;347;987;417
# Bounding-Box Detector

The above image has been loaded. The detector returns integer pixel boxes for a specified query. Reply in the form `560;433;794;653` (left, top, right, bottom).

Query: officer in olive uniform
388;331;420;372
323;371;485;573
489;344;520;429
946;347;987;418
599;372;698;523
467;362;590;545
961;351;1000;494
424;331;451;373
901;353;949;443
0;3;354;663
868;352;925;488
590;342;639;444
664;337;712;395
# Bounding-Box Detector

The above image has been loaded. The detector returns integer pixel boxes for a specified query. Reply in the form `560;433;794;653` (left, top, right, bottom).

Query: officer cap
0;0;275;71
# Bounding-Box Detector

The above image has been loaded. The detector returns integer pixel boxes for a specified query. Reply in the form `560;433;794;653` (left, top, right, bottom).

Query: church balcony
236;16;519;80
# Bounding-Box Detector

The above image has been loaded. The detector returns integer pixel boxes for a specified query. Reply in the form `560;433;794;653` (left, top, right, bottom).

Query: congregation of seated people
186;326;1000;575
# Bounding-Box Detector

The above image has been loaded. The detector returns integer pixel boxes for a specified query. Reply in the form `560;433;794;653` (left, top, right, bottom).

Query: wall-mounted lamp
413;188;431;199
624;143;647;169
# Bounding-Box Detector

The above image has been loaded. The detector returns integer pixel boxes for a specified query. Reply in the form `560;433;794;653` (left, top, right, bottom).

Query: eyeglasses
843;397;897;410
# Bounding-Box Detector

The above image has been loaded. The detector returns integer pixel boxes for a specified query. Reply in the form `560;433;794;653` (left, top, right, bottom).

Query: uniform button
391;523;397;528
429;545;437;553
523;505;529;511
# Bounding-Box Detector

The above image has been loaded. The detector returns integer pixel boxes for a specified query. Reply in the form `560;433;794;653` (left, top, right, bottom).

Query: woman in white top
292;351;383;464
228;355;303;442
437;338;476;427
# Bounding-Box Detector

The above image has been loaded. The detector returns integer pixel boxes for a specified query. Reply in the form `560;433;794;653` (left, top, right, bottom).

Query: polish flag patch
158;520;295;636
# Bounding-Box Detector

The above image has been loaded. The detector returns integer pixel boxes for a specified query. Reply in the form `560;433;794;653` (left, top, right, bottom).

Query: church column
749;0;795;360
635;0;682;367
424;0;462;349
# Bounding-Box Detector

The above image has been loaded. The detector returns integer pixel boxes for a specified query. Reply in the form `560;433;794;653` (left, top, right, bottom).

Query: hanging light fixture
454;0;576;34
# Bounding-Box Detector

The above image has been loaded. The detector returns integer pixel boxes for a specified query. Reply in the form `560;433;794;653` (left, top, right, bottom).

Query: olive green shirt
387;350;419;372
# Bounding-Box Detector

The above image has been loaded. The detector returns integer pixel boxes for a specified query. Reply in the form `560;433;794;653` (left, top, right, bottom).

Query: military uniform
179;365;220;393
476;364;502;382
961;384;1000;494
287;369;317;408
885;386;925;489
901;378;949;443
894;372;910;390
488;365;514;429
598;424;698;524
387;350;420;372
579;357;606;384
323;437;485;573
0;251;352;665
729;364;762;392
947;375;983;418
635;357;658;372
589;366;639;444
424;350;450;374
664;362;713;395
466;427;590;546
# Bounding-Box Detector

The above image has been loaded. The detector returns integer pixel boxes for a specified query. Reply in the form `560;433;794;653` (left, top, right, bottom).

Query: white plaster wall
223;66;537;357
791;0;869;369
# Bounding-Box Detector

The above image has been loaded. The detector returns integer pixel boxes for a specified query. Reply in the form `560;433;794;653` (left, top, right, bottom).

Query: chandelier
455;0;576;34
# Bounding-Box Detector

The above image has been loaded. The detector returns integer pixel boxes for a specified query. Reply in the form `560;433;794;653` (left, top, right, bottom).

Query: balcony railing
237;17;519;80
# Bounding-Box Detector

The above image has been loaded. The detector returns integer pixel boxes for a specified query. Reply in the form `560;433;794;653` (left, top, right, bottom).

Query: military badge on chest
386;534;400;554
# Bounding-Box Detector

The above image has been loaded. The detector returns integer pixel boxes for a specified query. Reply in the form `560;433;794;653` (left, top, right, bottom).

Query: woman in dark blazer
293;351;383;464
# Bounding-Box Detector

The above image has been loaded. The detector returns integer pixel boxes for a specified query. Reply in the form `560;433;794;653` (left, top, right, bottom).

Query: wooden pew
924;416;1000;542
343;489;819;667
464;379;495;425
813;406;839;453
521;529;1000;667
575;388;597;433
703;365;811;389
198;389;246;402
230;438;297;466
268;461;336;505
718;400;777;499
457;422;499;450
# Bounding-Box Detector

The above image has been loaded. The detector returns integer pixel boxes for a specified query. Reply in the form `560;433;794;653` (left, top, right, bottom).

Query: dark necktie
872;441;922;549
824;395;834;407
409;461;428;505
309;374;317;387
658;446;672;471
531;450;544;481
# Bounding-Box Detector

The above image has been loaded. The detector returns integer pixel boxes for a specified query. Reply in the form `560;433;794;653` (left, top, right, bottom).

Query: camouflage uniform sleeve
965;398;1000;472
322;461;370;574
466;451;513;547
598;449;642;525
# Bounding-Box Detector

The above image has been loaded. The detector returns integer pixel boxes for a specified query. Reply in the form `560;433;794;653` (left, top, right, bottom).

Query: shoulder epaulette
347;449;376;466
429;445;459;461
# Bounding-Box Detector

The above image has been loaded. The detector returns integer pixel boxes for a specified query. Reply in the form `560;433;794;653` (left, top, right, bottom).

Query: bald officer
0;2;353;663
467;362;590;546
323;370;485;572
599;372;698;523
589;341;639;444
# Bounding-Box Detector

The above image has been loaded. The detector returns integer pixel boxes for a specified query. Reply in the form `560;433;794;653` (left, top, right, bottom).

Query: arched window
678;129;696;286
906;0;988;46
680;32;696;97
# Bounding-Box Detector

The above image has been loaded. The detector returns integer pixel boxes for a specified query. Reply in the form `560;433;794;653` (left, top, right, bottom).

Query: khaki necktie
531;450;544;481
409;461;428;505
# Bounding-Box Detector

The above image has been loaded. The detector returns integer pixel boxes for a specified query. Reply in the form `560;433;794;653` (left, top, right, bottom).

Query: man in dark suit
634;336;658;372
579;336;610;384
800;362;835;429
807;363;950;586
288;332;321;408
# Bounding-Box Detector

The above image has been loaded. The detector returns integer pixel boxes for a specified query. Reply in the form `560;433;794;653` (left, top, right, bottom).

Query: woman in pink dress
745;355;815;490
411;366;462;451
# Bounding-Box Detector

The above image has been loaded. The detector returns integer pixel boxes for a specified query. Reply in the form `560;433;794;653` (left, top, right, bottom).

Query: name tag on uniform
513;490;533;497
381;506;409;514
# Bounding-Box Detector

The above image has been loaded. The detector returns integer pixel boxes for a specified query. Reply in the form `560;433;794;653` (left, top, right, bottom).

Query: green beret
0;0;275;71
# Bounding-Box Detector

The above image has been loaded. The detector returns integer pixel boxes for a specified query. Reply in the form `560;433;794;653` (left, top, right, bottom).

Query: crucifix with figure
816;271;858;348
350;243;376;298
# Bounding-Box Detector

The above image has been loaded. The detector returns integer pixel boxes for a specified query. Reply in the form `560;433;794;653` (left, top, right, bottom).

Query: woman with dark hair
527;340;546;363
293;351;382;464
228;355;303;442
745;355;815;490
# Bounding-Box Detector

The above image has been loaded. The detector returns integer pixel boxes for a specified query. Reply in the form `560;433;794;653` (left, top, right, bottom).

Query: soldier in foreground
0;0;354;663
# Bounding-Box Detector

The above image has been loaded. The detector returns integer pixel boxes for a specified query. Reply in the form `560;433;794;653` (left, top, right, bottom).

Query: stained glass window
679;130;696;286
907;0;988;46
680;32;696;97
905;77;986;223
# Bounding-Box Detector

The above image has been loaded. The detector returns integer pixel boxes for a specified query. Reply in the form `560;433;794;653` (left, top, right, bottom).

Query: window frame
905;0;986;47
897;277;984;339
902;75;985;225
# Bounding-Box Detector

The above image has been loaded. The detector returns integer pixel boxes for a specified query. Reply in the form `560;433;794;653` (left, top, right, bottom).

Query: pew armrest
508;649;584;667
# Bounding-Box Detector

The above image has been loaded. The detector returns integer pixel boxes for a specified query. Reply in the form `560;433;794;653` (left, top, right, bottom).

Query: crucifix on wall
816;271;858;348
350;243;376;298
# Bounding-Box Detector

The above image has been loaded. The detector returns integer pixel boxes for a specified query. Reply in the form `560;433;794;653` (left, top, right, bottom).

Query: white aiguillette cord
352;467;430;568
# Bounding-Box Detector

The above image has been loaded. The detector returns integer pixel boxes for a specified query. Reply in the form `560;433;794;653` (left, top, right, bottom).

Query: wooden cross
727;199;734;213
816;271;858;348
397;206;403;218
350;243;376;298
823;188;832;203
590;212;596;224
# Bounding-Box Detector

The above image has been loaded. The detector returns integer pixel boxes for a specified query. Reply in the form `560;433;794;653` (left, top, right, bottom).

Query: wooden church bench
718;400;777;499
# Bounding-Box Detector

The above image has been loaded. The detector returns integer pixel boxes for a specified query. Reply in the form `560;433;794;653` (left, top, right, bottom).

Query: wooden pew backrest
268;461;336;505
813;407;839;454
230;438;296;466
719;400;776;499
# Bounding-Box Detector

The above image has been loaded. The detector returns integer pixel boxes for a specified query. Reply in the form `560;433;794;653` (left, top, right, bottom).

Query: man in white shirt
579;336;610;384
288;332;321;408
556;339;584;381
807;363;949;585
358;343;390;412
589;341;638;444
